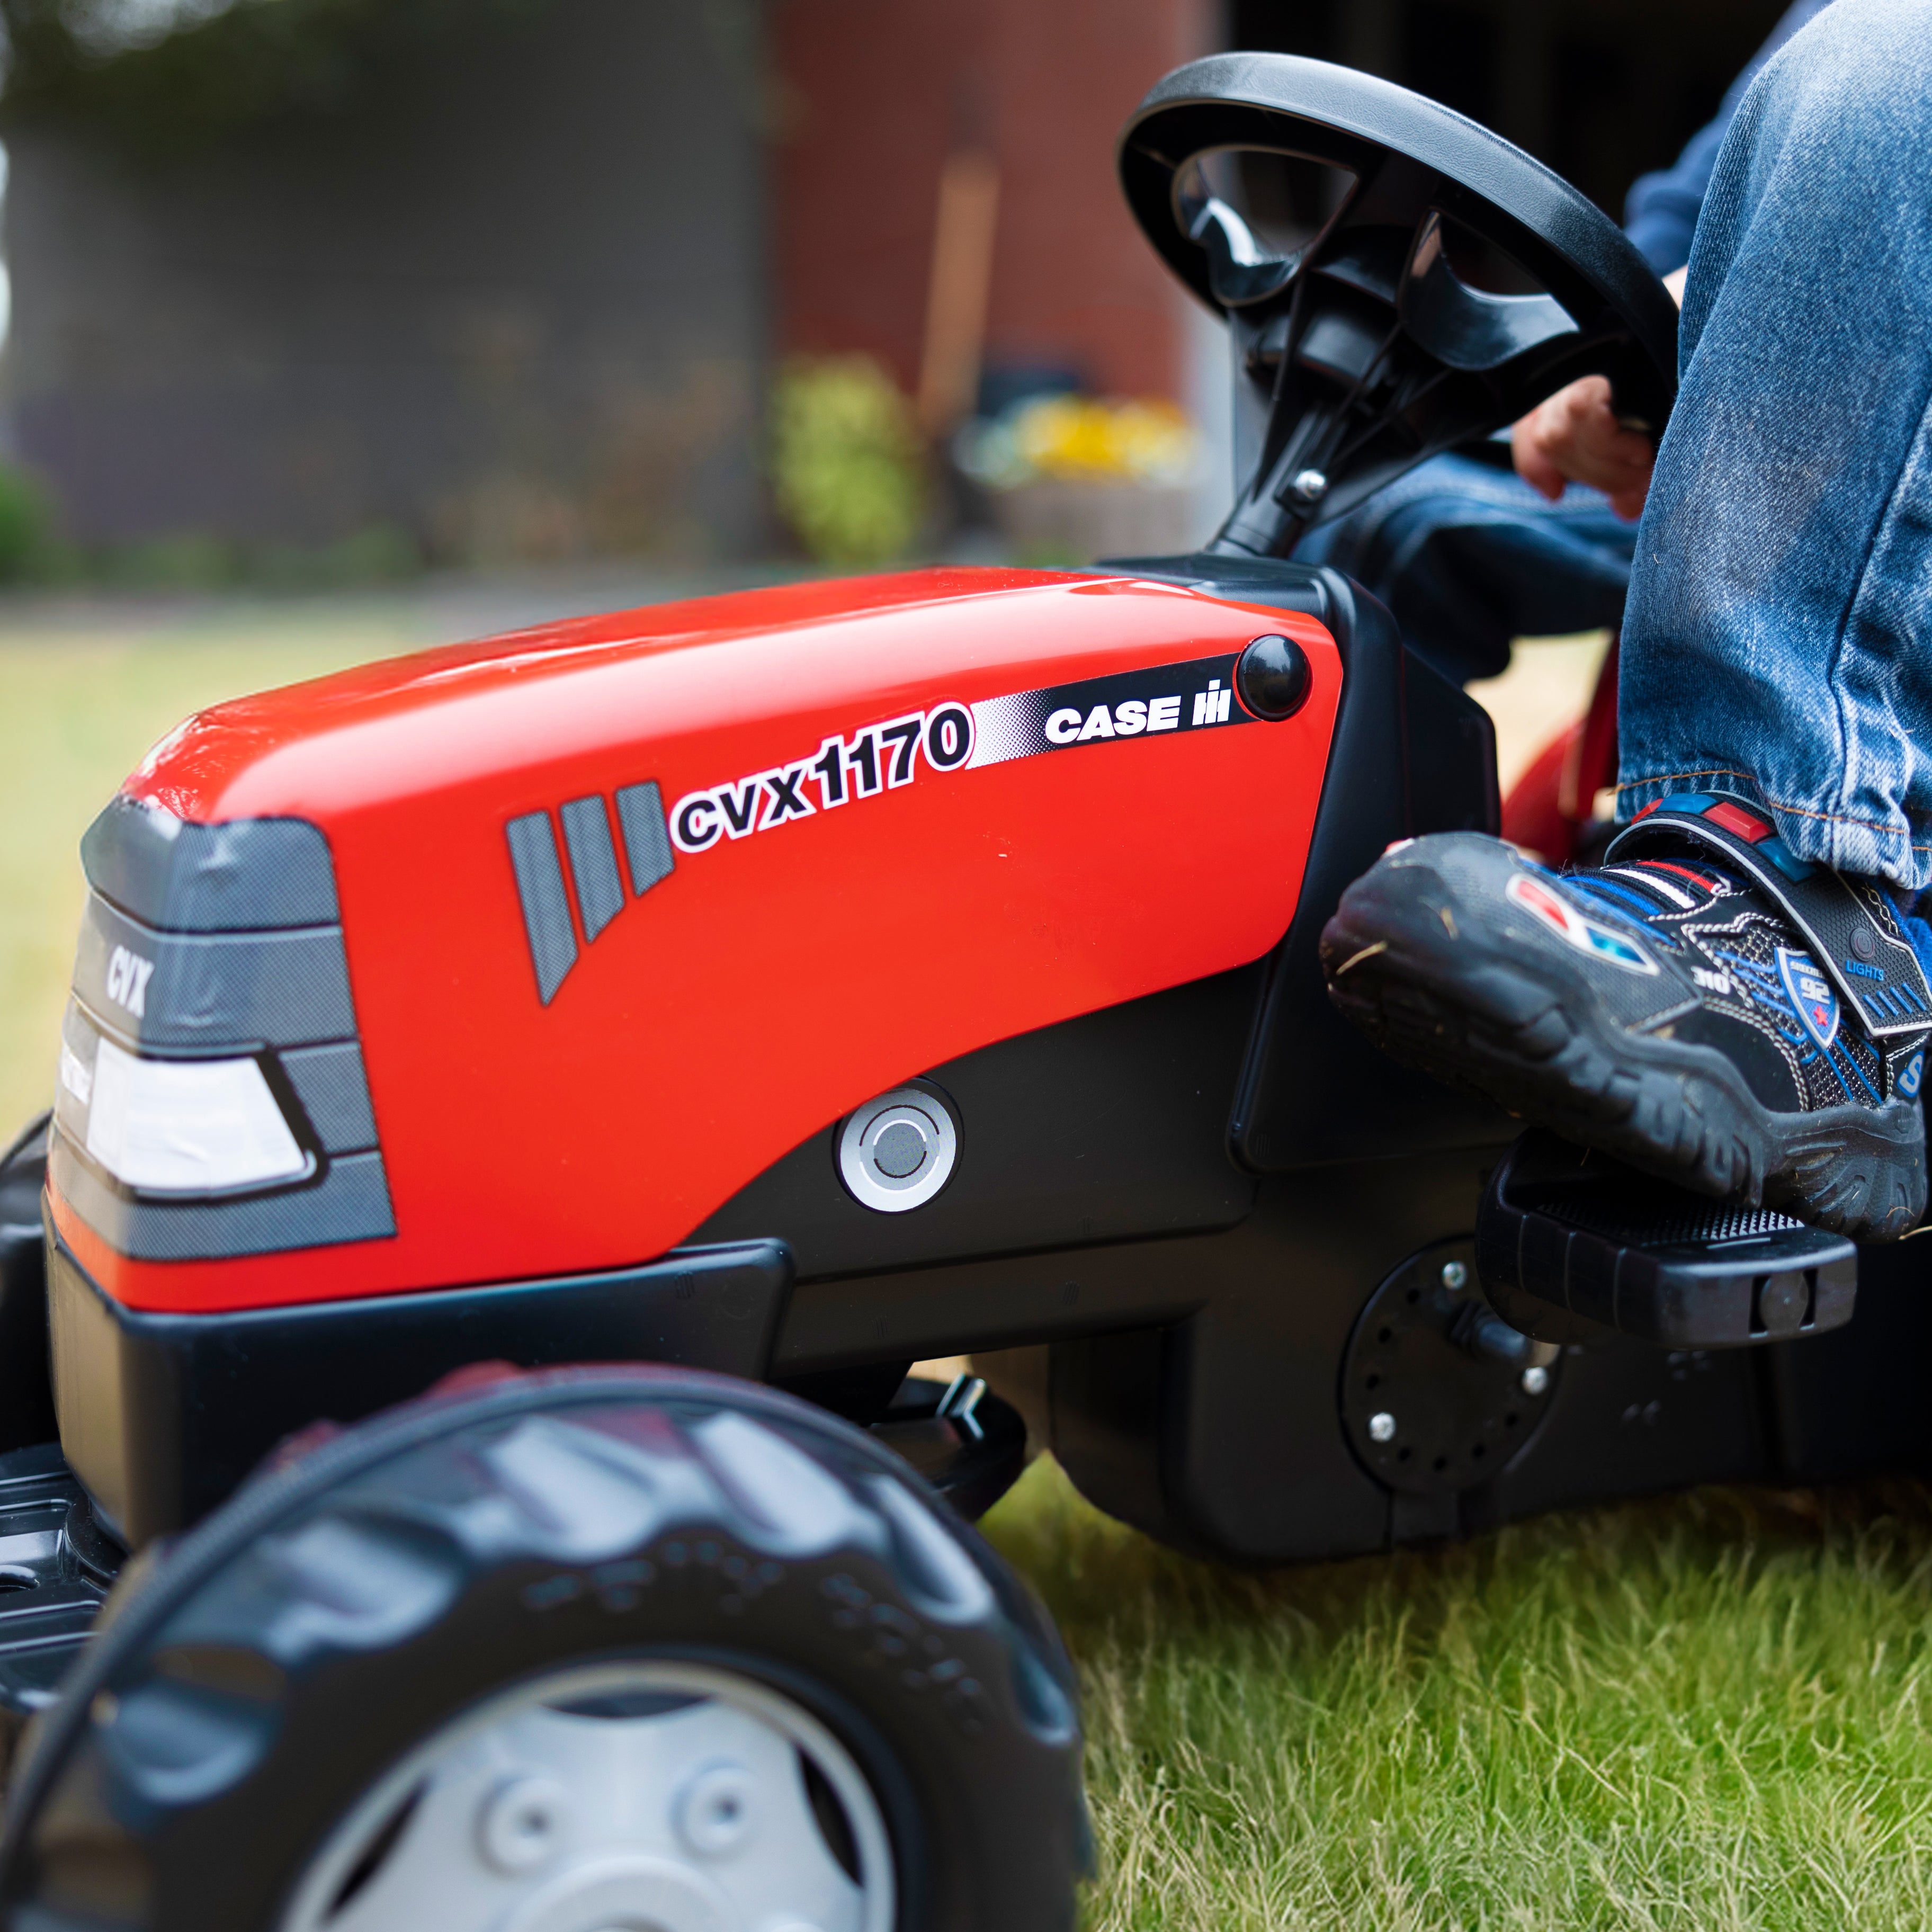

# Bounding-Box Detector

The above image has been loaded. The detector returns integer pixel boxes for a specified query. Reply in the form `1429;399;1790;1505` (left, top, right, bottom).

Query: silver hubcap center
278;1662;893;1932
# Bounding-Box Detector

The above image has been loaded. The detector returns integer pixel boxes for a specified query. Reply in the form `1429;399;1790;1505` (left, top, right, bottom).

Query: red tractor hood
50;567;1342;1313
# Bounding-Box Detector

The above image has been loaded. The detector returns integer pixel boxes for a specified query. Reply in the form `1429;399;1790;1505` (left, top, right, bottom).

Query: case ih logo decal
669;651;1251;856
967;652;1248;765
509;652;1250;1003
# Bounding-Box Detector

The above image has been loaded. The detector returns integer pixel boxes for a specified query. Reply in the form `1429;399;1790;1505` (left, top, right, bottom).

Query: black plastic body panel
695;964;1262;1280
46;1224;793;1545
0;1444;111;1770
908;1153;1931;1563
33;1122;1932;1572
0;1124;57;1455
772;1147;1513;1562
1403;646;1501;837
1112;556;1510;1171
1749;1238;1932;1485
1231;565;1507;1171
772;1142;1780;1562
1484;1236;1932;1527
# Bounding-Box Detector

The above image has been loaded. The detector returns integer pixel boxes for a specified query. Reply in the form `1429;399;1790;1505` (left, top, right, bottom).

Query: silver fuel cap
837;1085;959;1212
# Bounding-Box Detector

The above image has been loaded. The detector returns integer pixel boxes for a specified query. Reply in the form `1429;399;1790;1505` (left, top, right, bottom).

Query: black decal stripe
967;654;1250;768
506;811;579;1005
967;690;1053;766
560;795;625;943
616;781;676;894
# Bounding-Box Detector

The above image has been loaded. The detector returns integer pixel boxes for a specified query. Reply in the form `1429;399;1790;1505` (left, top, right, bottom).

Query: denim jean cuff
1614;771;1770;824
1615;771;1932;895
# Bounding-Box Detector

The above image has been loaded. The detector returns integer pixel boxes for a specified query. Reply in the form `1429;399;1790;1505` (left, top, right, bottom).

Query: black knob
1236;634;1311;720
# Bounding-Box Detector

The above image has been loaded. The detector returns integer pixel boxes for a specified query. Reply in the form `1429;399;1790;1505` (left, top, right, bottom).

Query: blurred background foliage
0;453;424;589
0;460;62;582
770;355;926;567
0;0;552;155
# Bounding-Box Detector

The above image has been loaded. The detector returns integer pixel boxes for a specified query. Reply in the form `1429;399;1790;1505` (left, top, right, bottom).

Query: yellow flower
1007;396;1197;485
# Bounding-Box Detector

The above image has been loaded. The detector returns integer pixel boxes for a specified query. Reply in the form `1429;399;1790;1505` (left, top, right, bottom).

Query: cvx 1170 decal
669;651;1251;860
670;704;976;854
505;650;1259;1006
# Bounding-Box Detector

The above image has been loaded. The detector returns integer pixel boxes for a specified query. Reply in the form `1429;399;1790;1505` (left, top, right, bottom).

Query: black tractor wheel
0;1366;1088;1932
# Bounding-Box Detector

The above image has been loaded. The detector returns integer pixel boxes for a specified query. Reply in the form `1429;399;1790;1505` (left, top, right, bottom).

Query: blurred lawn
0;601;418;1136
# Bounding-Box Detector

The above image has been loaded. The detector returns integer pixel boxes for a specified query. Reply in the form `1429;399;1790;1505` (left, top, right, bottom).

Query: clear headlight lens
79;1036;306;1195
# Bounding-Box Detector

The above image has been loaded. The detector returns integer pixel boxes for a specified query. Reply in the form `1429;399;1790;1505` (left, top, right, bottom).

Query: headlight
71;1036;307;1195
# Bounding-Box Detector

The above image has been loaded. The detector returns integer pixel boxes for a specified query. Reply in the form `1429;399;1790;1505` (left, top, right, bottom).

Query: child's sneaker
1320;796;1930;1240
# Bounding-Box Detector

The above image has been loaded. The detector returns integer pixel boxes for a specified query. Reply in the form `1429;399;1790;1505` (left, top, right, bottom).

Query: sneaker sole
1323;846;1928;1242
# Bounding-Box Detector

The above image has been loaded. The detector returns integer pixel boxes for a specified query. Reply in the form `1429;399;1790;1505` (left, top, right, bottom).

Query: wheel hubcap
279;1662;894;1932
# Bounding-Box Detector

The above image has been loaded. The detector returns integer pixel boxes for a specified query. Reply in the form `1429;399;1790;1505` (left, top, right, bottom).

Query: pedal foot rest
1476;1130;1857;1349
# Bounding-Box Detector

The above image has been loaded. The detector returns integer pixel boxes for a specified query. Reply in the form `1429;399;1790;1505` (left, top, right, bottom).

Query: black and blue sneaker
1320;795;1931;1240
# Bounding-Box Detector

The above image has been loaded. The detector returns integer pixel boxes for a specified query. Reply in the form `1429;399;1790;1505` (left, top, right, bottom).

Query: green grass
982;1457;1932;1930
0;603;419;1135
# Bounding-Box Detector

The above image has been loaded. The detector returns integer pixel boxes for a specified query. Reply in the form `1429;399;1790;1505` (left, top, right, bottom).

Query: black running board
1477;1130;1857;1349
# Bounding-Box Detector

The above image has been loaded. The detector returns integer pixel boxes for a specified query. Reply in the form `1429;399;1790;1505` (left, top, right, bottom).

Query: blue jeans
1618;0;1932;893
1296;453;1636;686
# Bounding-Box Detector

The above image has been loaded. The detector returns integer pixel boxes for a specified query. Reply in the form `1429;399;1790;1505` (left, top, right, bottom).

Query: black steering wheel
1119;54;1679;558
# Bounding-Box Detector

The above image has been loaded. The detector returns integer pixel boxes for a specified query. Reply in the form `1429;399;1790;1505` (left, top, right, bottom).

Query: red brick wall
771;0;1213;404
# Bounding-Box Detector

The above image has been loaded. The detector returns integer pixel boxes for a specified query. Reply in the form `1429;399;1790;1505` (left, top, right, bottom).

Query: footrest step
1475;1131;1857;1349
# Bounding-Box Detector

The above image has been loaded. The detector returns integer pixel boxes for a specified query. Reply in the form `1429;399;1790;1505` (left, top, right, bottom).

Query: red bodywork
49;568;1343;1315
1498;636;1619;866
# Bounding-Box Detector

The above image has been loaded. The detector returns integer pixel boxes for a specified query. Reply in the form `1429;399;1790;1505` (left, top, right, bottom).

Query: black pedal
1476;1131;1856;1349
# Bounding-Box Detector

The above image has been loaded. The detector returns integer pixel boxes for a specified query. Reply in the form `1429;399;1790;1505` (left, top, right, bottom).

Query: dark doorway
1227;0;1791;221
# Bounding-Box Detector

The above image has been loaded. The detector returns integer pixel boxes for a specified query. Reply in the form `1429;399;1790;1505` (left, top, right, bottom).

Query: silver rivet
676;1762;758;1856
1290;468;1329;503
1368;1411;1397;1443
1441;1260;1468;1290
1521;1365;1550;1396
478;1775;569;1873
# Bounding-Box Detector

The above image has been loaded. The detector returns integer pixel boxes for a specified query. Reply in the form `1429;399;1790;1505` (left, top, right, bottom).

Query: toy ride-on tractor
0;50;1922;1932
